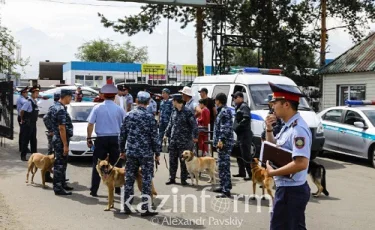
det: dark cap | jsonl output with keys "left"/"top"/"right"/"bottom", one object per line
{"left": 231, "top": 91, "right": 244, "bottom": 98}
{"left": 20, "top": 86, "right": 28, "bottom": 93}
{"left": 268, "top": 82, "right": 305, "bottom": 102}
{"left": 28, "top": 85, "right": 40, "bottom": 93}
{"left": 123, "top": 85, "right": 130, "bottom": 90}
{"left": 171, "top": 93, "right": 183, "bottom": 101}
{"left": 117, "top": 85, "right": 125, "bottom": 91}
{"left": 162, "top": 88, "right": 170, "bottom": 94}
{"left": 61, "top": 89, "right": 73, "bottom": 97}
{"left": 198, "top": 88, "right": 208, "bottom": 94}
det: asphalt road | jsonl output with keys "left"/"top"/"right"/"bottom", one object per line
{"left": 0, "top": 113, "right": 374, "bottom": 230}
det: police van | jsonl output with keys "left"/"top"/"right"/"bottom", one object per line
{"left": 191, "top": 67, "right": 325, "bottom": 160}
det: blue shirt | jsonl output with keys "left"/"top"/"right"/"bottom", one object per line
{"left": 147, "top": 98, "right": 157, "bottom": 114}
{"left": 16, "top": 96, "right": 28, "bottom": 115}
{"left": 87, "top": 100, "right": 126, "bottom": 137}
{"left": 159, "top": 99, "right": 173, "bottom": 126}
{"left": 274, "top": 112, "right": 312, "bottom": 187}
{"left": 21, "top": 98, "right": 38, "bottom": 113}
{"left": 125, "top": 93, "right": 134, "bottom": 109}
{"left": 186, "top": 98, "right": 198, "bottom": 114}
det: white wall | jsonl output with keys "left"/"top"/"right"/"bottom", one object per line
{"left": 322, "top": 72, "right": 375, "bottom": 109}
{"left": 63, "top": 70, "right": 72, "bottom": 85}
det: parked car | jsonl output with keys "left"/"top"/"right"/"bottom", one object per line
{"left": 67, "top": 102, "right": 98, "bottom": 157}
{"left": 317, "top": 100, "right": 375, "bottom": 167}
{"left": 37, "top": 86, "right": 99, "bottom": 115}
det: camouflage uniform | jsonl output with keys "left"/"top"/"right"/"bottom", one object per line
{"left": 158, "top": 98, "right": 173, "bottom": 146}
{"left": 119, "top": 92, "right": 160, "bottom": 213}
{"left": 164, "top": 104, "right": 198, "bottom": 183}
{"left": 50, "top": 101, "right": 73, "bottom": 193}
{"left": 43, "top": 94, "right": 60, "bottom": 155}
{"left": 213, "top": 105, "right": 234, "bottom": 194}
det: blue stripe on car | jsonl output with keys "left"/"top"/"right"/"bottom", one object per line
{"left": 323, "top": 124, "right": 375, "bottom": 140}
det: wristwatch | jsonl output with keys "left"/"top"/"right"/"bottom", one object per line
{"left": 266, "top": 128, "right": 273, "bottom": 132}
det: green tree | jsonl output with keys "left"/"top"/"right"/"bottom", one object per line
{"left": 0, "top": 26, "right": 29, "bottom": 78}
{"left": 75, "top": 39, "right": 148, "bottom": 63}
{"left": 97, "top": 0, "right": 375, "bottom": 75}
{"left": 227, "top": 48, "right": 259, "bottom": 67}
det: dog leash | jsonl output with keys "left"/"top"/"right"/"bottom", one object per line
{"left": 163, "top": 139, "right": 169, "bottom": 170}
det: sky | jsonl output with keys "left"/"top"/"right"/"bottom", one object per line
{"left": 1, "top": 0, "right": 375, "bottom": 79}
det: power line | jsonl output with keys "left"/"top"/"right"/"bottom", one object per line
{"left": 30, "top": 0, "right": 141, "bottom": 8}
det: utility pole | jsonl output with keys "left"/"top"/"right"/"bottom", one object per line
{"left": 320, "top": 0, "right": 327, "bottom": 67}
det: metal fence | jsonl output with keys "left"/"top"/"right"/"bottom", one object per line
{"left": 0, "top": 81, "right": 14, "bottom": 141}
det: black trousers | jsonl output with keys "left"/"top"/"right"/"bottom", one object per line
{"left": 20, "top": 122, "right": 37, "bottom": 157}
{"left": 270, "top": 182, "right": 311, "bottom": 230}
{"left": 90, "top": 136, "right": 122, "bottom": 194}
{"left": 236, "top": 131, "right": 253, "bottom": 177}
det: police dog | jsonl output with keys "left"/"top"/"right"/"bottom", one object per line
{"left": 25, "top": 153, "right": 55, "bottom": 188}
{"left": 250, "top": 158, "right": 274, "bottom": 201}
{"left": 308, "top": 160, "right": 329, "bottom": 197}
{"left": 96, "top": 155, "right": 158, "bottom": 211}
{"left": 181, "top": 150, "right": 217, "bottom": 186}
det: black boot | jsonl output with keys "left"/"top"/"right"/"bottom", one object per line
{"left": 45, "top": 172, "right": 53, "bottom": 183}
{"left": 216, "top": 192, "right": 231, "bottom": 198}
{"left": 63, "top": 185, "right": 74, "bottom": 191}
{"left": 55, "top": 189, "right": 72, "bottom": 196}
{"left": 181, "top": 180, "right": 188, "bottom": 186}
{"left": 165, "top": 179, "right": 176, "bottom": 185}
{"left": 21, "top": 155, "right": 27, "bottom": 161}
{"left": 141, "top": 210, "right": 158, "bottom": 217}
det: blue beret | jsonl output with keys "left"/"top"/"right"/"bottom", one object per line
{"left": 162, "top": 88, "right": 170, "bottom": 94}
{"left": 172, "top": 93, "right": 183, "bottom": 101}
{"left": 137, "top": 91, "right": 151, "bottom": 103}
{"left": 61, "top": 89, "right": 72, "bottom": 97}
{"left": 101, "top": 84, "right": 118, "bottom": 94}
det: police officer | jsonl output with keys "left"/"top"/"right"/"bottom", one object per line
{"left": 232, "top": 91, "right": 253, "bottom": 180}
{"left": 146, "top": 91, "right": 157, "bottom": 116}
{"left": 158, "top": 88, "right": 173, "bottom": 147}
{"left": 19, "top": 85, "right": 40, "bottom": 161}
{"left": 212, "top": 93, "right": 234, "bottom": 198}
{"left": 50, "top": 89, "right": 74, "bottom": 195}
{"left": 260, "top": 94, "right": 284, "bottom": 141}
{"left": 87, "top": 81, "right": 126, "bottom": 197}
{"left": 123, "top": 85, "right": 133, "bottom": 112}
{"left": 16, "top": 86, "right": 29, "bottom": 152}
{"left": 265, "top": 82, "right": 312, "bottom": 229}
{"left": 42, "top": 92, "right": 61, "bottom": 182}
{"left": 163, "top": 94, "right": 198, "bottom": 185}
{"left": 119, "top": 91, "right": 160, "bottom": 216}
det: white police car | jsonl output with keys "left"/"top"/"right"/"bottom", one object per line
{"left": 67, "top": 102, "right": 98, "bottom": 157}
{"left": 317, "top": 100, "right": 375, "bottom": 167}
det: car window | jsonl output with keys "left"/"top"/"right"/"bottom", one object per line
{"left": 363, "top": 110, "right": 375, "bottom": 126}
{"left": 69, "top": 105, "right": 95, "bottom": 122}
{"left": 212, "top": 85, "right": 230, "bottom": 99}
{"left": 343, "top": 110, "right": 364, "bottom": 126}
{"left": 322, "top": 109, "right": 342, "bottom": 123}
{"left": 82, "top": 90, "right": 97, "bottom": 97}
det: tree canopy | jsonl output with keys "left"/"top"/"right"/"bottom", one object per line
{"left": 75, "top": 39, "right": 148, "bottom": 63}
{"left": 0, "top": 26, "right": 29, "bottom": 78}
{"left": 97, "top": 0, "right": 375, "bottom": 79}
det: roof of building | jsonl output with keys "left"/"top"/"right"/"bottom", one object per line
{"left": 317, "top": 32, "right": 375, "bottom": 75}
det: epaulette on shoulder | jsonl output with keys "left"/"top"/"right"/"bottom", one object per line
{"left": 291, "top": 119, "right": 298, "bottom": 127}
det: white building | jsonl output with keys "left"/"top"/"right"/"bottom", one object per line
{"left": 317, "top": 32, "right": 375, "bottom": 110}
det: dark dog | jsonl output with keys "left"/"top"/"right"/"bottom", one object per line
{"left": 308, "top": 160, "right": 329, "bottom": 197}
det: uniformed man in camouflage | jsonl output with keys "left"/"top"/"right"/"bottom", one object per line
{"left": 212, "top": 93, "right": 234, "bottom": 198}
{"left": 163, "top": 94, "right": 198, "bottom": 186}
{"left": 158, "top": 88, "right": 173, "bottom": 147}
{"left": 119, "top": 91, "right": 160, "bottom": 216}
{"left": 42, "top": 92, "right": 60, "bottom": 183}
{"left": 50, "top": 89, "right": 74, "bottom": 195}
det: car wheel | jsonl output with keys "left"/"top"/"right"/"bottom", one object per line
{"left": 368, "top": 145, "right": 375, "bottom": 168}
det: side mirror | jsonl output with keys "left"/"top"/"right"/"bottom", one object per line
{"left": 354, "top": 121, "right": 368, "bottom": 129}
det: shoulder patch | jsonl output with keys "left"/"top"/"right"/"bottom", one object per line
{"left": 294, "top": 137, "right": 305, "bottom": 149}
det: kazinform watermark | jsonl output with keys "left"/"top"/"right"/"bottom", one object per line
{"left": 120, "top": 186, "right": 273, "bottom": 215}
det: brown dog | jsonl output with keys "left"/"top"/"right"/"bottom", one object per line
{"left": 250, "top": 158, "right": 274, "bottom": 201}
{"left": 25, "top": 153, "right": 55, "bottom": 188}
{"left": 96, "top": 155, "right": 158, "bottom": 211}
{"left": 181, "top": 150, "right": 217, "bottom": 186}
